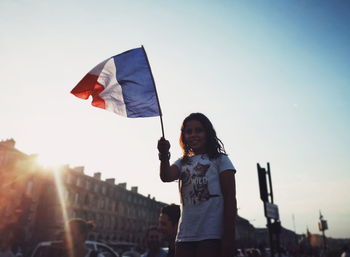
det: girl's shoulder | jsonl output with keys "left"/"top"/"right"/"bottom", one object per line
{"left": 214, "top": 153, "right": 236, "bottom": 173}
{"left": 214, "top": 153, "right": 230, "bottom": 162}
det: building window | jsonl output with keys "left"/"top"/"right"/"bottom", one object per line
{"left": 74, "top": 193, "right": 80, "bottom": 204}
{"left": 84, "top": 194, "right": 89, "bottom": 205}
{"left": 109, "top": 188, "right": 114, "bottom": 198}
{"left": 64, "top": 189, "right": 69, "bottom": 201}
{"left": 76, "top": 177, "right": 82, "bottom": 187}
{"left": 66, "top": 174, "right": 74, "bottom": 184}
{"left": 100, "top": 215, "right": 104, "bottom": 228}
{"left": 119, "top": 204, "right": 124, "bottom": 215}
{"left": 105, "top": 216, "right": 110, "bottom": 228}
{"left": 86, "top": 180, "right": 91, "bottom": 190}
{"left": 94, "top": 183, "right": 99, "bottom": 193}
{"left": 25, "top": 180, "right": 33, "bottom": 196}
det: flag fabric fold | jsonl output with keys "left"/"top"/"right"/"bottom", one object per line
{"left": 71, "top": 47, "right": 160, "bottom": 118}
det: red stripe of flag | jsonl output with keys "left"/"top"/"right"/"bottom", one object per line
{"left": 71, "top": 74, "right": 106, "bottom": 109}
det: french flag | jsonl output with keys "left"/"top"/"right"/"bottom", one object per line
{"left": 71, "top": 47, "right": 161, "bottom": 118}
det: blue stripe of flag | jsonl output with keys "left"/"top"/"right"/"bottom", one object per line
{"left": 114, "top": 47, "right": 160, "bottom": 118}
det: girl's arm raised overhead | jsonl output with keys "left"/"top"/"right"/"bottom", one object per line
{"left": 220, "top": 169, "right": 237, "bottom": 257}
{"left": 157, "top": 137, "right": 180, "bottom": 182}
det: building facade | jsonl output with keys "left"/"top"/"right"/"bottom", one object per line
{"left": 34, "top": 166, "right": 165, "bottom": 246}
{"left": 0, "top": 139, "right": 165, "bottom": 251}
{"left": 0, "top": 139, "right": 46, "bottom": 247}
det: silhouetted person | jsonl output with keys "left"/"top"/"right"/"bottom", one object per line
{"left": 141, "top": 226, "right": 167, "bottom": 257}
{"left": 158, "top": 204, "right": 180, "bottom": 257}
{"left": 65, "top": 218, "right": 103, "bottom": 257}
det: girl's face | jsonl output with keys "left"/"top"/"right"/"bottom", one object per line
{"left": 183, "top": 119, "right": 207, "bottom": 154}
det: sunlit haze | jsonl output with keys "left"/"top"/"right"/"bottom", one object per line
{"left": 1, "top": 0, "right": 349, "bottom": 238}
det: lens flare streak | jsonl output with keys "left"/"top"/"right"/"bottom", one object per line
{"left": 52, "top": 167, "right": 74, "bottom": 257}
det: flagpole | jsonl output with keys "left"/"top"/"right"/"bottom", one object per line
{"left": 141, "top": 45, "right": 165, "bottom": 138}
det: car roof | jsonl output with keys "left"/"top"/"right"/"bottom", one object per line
{"left": 32, "top": 240, "right": 119, "bottom": 257}
{"left": 35, "top": 240, "right": 115, "bottom": 250}
{"left": 37, "top": 240, "right": 104, "bottom": 245}
{"left": 36, "top": 241, "right": 62, "bottom": 246}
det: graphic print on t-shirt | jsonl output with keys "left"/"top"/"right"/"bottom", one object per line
{"left": 190, "top": 162, "right": 210, "bottom": 204}
{"left": 180, "top": 159, "right": 212, "bottom": 205}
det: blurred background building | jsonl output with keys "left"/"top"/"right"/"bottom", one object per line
{"left": 1, "top": 138, "right": 348, "bottom": 256}
{"left": 0, "top": 139, "right": 164, "bottom": 252}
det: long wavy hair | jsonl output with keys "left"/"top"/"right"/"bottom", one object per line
{"left": 179, "top": 113, "right": 226, "bottom": 163}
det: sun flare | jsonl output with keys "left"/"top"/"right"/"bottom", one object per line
{"left": 37, "top": 152, "right": 65, "bottom": 169}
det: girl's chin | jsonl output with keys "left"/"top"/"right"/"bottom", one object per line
{"left": 191, "top": 148, "right": 206, "bottom": 155}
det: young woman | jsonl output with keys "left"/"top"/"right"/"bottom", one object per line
{"left": 157, "top": 113, "right": 237, "bottom": 257}
{"left": 65, "top": 219, "right": 103, "bottom": 257}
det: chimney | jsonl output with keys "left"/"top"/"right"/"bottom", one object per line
{"left": 74, "top": 166, "right": 85, "bottom": 173}
{"left": 93, "top": 172, "right": 101, "bottom": 180}
{"left": 131, "top": 186, "right": 138, "bottom": 193}
{"left": 106, "top": 178, "right": 115, "bottom": 185}
{"left": 0, "top": 139, "right": 16, "bottom": 148}
{"left": 61, "top": 164, "right": 69, "bottom": 170}
{"left": 118, "top": 182, "right": 127, "bottom": 189}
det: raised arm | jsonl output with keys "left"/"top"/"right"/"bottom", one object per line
{"left": 157, "top": 137, "right": 180, "bottom": 182}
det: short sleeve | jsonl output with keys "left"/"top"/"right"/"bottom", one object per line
{"left": 173, "top": 158, "right": 182, "bottom": 170}
{"left": 217, "top": 154, "right": 236, "bottom": 174}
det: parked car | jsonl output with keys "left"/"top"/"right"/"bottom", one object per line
{"left": 235, "top": 248, "right": 246, "bottom": 257}
{"left": 31, "top": 240, "right": 119, "bottom": 257}
{"left": 120, "top": 247, "right": 141, "bottom": 257}
{"left": 106, "top": 242, "right": 138, "bottom": 256}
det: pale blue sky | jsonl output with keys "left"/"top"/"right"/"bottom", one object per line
{"left": 1, "top": 0, "right": 349, "bottom": 238}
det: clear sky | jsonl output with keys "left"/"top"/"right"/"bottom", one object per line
{"left": 1, "top": 0, "right": 349, "bottom": 238}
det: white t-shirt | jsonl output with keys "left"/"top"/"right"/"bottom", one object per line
{"left": 174, "top": 154, "right": 235, "bottom": 242}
